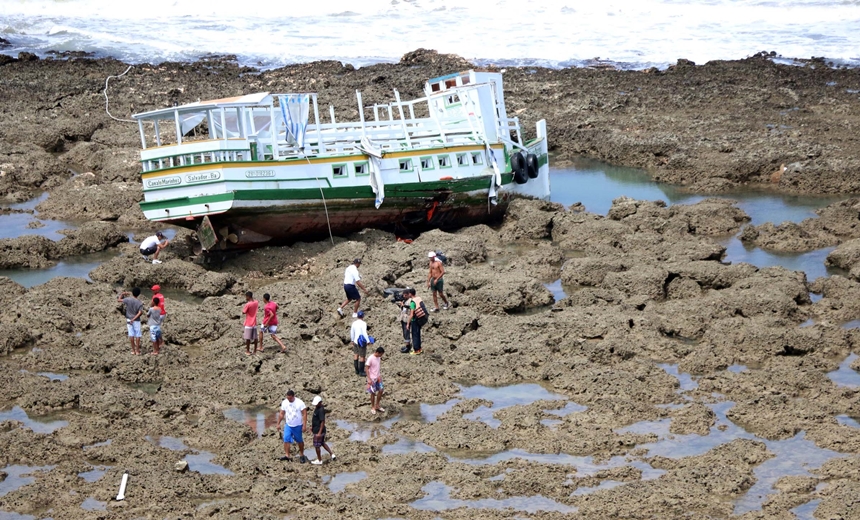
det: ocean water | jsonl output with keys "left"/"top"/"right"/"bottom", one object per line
{"left": 1, "top": 0, "right": 859, "bottom": 69}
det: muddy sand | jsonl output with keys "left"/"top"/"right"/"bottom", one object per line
{"left": 2, "top": 50, "right": 860, "bottom": 518}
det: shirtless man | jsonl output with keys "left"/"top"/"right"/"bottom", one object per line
{"left": 426, "top": 252, "right": 449, "bottom": 312}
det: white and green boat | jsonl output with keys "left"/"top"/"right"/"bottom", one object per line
{"left": 132, "top": 69, "right": 549, "bottom": 252}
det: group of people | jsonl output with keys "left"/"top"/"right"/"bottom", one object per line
{"left": 241, "top": 292, "right": 288, "bottom": 355}
{"left": 118, "top": 284, "right": 166, "bottom": 355}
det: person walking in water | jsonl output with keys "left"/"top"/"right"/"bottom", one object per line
{"left": 139, "top": 231, "right": 169, "bottom": 264}
{"left": 350, "top": 311, "right": 370, "bottom": 377}
{"left": 309, "top": 395, "right": 335, "bottom": 464}
{"left": 242, "top": 291, "right": 260, "bottom": 356}
{"left": 260, "top": 293, "right": 287, "bottom": 353}
{"left": 118, "top": 288, "right": 143, "bottom": 355}
{"left": 337, "top": 258, "right": 369, "bottom": 318}
{"left": 426, "top": 252, "right": 449, "bottom": 312}
{"left": 365, "top": 347, "right": 385, "bottom": 414}
{"left": 148, "top": 297, "right": 165, "bottom": 355}
{"left": 277, "top": 390, "right": 308, "bottom": 463}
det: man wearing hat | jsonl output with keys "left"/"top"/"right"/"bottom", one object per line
{"left": 140, "top": 231, "right": 170, "bottom": 264}
{"left": 310, "top": 395, "right": 335, "bottom": 465}
{"left": 349, "top": 311, "right": 370, "bottom": 377}
{"left": 426, "top": 252, "right": 449, "bottom": 312}
{"left": 337, "top": 258, "right": 369, "bottom": 318}
{"left": 150, "top": 285, "right": 166, "bottom": 318}
{"left": 277, "top": 390, "right": 308, "bottom": 463}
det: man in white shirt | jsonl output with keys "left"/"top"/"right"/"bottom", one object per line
{"left": 350, "top": 311, "right": 370, "bottom": 377}
{"left": 139, "top": 231, "right": 169, "bottom": 264}
{"left": 277, "top": 390, "right": 308, "bottom": 463}
{"left": 337, "top": 258, "right": 369, "bottom": 318}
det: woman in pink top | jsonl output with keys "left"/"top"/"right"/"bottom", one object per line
{"left": 365, "top": 347, "right": 385, "bottom": 414}
{"left": 260, "top": 293, "right": 287, "bottom": 353}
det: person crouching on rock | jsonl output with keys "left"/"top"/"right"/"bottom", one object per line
{"left": 366, "top": 347, "right": 385, "bottom": 415}
{"left": 118, "top": 287, "right": 144, "bottom": 355}
{"left": 139, "top": 231, "right": 169, "bottom": 264}
{"left": 277, "top": 390, "right": 308, "bottom": 463}
{"left": 260, "top": 293, "right": 287, "bottom": 353}
{"left": 350, "top": 311, "right": 370, "bottom": 377}
{"left": 337, "top": 258, "right": 369, "bottom": 318}
{"left": 242, "top": 291, "right": 260, "bottom": 356}
{"left": 148, "top": 297, "right": 164, "bottom": 355}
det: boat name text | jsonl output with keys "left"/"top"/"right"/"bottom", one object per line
{"left": 146, "top": 176, "right": 181, "bottom": 188}
{"left": 185, "top": 171, "right": 221, "bottom": 183}
{"left": 245, "top": 169, "right": 275, "bottom": 178}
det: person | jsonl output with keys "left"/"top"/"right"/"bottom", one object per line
{"left": 147, "top": 297, "right": 165, "bottom": 355}
{"left": 310, "top": 395, "right": 335, "bottom": 465}
{"left": 260, "top": 293, "right": 287, "bottom": 353}
{"left": 140, "top": 231, "right": 169, "bottom": 264}
{"left": 426, "top": 252, "right": 449, "bottom": 312}
{"left": 350, "top": 311, "right": 370, "bottom": 377}
{"left": 337, "top": 258, "right": 369, "bottom": 318}
{"left": 398, "top": 296, "right": 412, "bottom": 354}
{"left": 242, "top": 291, "right": 260, "bottom": 356}
{"left": 277, "top": 390, "right": 308, "bottom": 463}
{"left": 405, "top": 288, "right": 427, "bottom": 355}
{"left": 118, "top": 288, "right": 143, "bottom": 355}
{"left": 151, "top": 284, "right": 166, "bottom": 318}
{"left": 365, "top": 347, "right": 385, "bottom": 414}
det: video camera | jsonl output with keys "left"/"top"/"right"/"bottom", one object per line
{"left": 383, "top": 287, "right": 410, "bottom": 304}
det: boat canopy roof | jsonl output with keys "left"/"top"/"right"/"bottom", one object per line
{"left": 132, "top": 92, "right": 276, "bottom": 121}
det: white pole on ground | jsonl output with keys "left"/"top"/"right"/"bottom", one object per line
{"left": 116, "top": 471, "right": 129, "bottom": 501}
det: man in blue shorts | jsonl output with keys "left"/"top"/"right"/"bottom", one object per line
{"left": 118, "top": 287, "right": 143, "bottom": 355}
{"left": 337, "top": 258, "right": 369, "bottom": 318}
{"left": 277, "top": 390, "right": 308, "bottom": 463}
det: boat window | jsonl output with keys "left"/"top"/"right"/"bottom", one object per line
{"left": 445, "top": 79, "right": 457, "bottom": 88}
{"left": 431, "top": 83, "right": 441, "bottom": 92}
{"left": 456, "top": 153, "right": 468, "bottom": 166}
{"left": 420, "top": 156, "right": 434, "bottom": 170}
{"left": 399, "top": 159, "right": 413, "bottom": 172}
{"left": 445, "top": 94, "right": 460, "bottom": 106}
{"left": 461, "top": 76, "right": 470, "bottom": 85}
{"left": 354, "top": 162, "right": 369, "bottom": 176}
{"left": 332, "top": 164, "right": 347, "bottom": 177}
{"left": 471, "top": 152, "right": 483, "bottom": 165}
{"left": 438, "top": 155, "right": 451, "bottom": 168}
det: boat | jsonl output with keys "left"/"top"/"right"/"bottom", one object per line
{"left": 132, "top": 69, "right": 550, "bottom": 253}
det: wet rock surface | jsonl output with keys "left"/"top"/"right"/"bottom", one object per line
{"left": 0, "top": 199, "right": 858, "bottom": 518}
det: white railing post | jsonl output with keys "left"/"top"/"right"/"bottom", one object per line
{"left": 269, "top": 103, "right": 278, "bottom": 160}
{"left": 393, "top": 89, "right": 412, "bottom": 148}
{"left": 356, "top": 90, "right": 367, "bottom": 139}
{"left": 138, "top": 120, "right": 146, "bottom": 149}
{"left": 312, "top": 94, "right": 322, "bottom": 156}
{"left": 174, "top": 109, "right": 182, "bottom": 145}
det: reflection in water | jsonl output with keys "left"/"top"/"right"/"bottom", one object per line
{"left": 0, "top": 465, "right": 56, "bottom": 497}
{"left": 828, "top": 353, "right": 860, "bottom": 388}
{"left": 719, "top": 239, "right": 837, "bottom": 282}
{"left": 151, "top": 436, "right": 234, "bottom": 475}
{"left": 0, "top": 250, "right": 118, "bottom": 288}
{"left": 0, "top": 193, "right": 77, "bottom": 241}
{"left": 658, "top": 364, "right": 698, "bottom": 392}
{"left": 0, "top": 406, "right": 68, "bottom": 434}
{"left": 412, "top": 481, "right": 577, "bottom": 513}
{"left": 791, "top": 499, "right": 821, "bottom": 520}
{"left": 543, "top": 279, "right": 568, "bottom": 302}
{"left": 327, "top": 471, "right": 367, "bottom": 493}
{"left": 334, "top": 417, "right": 398, "bottom": 442}
{"left": 222, "top": 406, "right": 280, "bottom": 438}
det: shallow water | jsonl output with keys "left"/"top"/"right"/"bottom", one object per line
{"left": 77, "top": 466, "right": 111, "bottom": 483}
{"left": 0, "top": 512, "right": 36, "bottom": 520}
{"left": 151, "top": 435, "right": 234, "bottom": 475}
{"left": 36, "top": 372, "right": 68, "bottom": 381}
{"left": 791, "top": 499, "right": 821, "bottom": 520}
{"left": 334, "top": 417, "right": 398, "bottom": 442}
{"left": 126, "top": 382, "right": 161, "bottom": 395}
{"left": 411, "top": 480, "right": 577, "bottom": 514}
{"left": 0, "top": 465, "right": 55, "bottom": 498}
{"left": 222, "top": 406, "right": 279, "bottom": 438}
{"left": 550, "top": 160, "right": 848, "bottom": 280}
{"left": 836, "top": 415, "right": 860, "bottom": 429}
{"left": 80, "top": 497, "right": 106, "bottom": 511}
{"left": 827, "top": 353, "right": 860, "bottom": 388}
{"left": 0, "top": 250, "right": 118, "bottom": 288}
{"left": 0, "top": 406, "right": 68, "bottom": 434}
{"left": 658, "top": 363, "right": 698, "bottom": 393}
{"left": 0, "top": 193, "right": 77, "bottom": 241}
{"left": 416, "top": 383, "right": 568, "bottom": 427}
{"left": 571, "top": 479, "right": 625, "bottom": 496}
{"left": 327, "top": 471, "right": 367, "bottom": 493}
{"left": 727, "top": 364, "right": 748, "bottom": 374}
{"left": 542, "top": 279, "right": 568, "bottom": 302}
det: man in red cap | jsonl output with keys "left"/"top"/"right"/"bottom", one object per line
{"left": 151, "top": 285, "right": 166, "bottom": 317}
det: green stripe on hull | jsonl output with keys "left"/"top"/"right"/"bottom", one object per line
{"left": 140, "top": 174, "right": 513, "bottom": 213}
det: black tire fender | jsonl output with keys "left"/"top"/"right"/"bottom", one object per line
{"left": 511, "top": 152, "right": 528, "bottom": 184}
{"left": 526, "top": 153, "right": 539, "bottom": 178}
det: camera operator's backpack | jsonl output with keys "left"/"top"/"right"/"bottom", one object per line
{"left": 434, "top": 251, "right": 449, "bottom": 265}
{"left": 413, "top": 300, "right": 429, "bottom": 326}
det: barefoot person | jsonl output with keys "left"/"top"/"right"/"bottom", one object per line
{"left": 260, "top": 293, "right": 287, "bottom": 353}
{"left": 147, "top": 297, "right": 165, "bottom": 355}
{"left": 310, "top": 395, "right": 335, "bottom": 465}
{"left": 350, "top": 311, "right": 370, "bottom": 377}
{"left": 426, "top": 252, "right": 449, "bottom": 312}
{"left": 140, "top": 231, "right": 169, "bottom": 264}
{"left": 118, "top": 288, "right": 143, "bottom": 355}
{"left": 337, "top": 258, "right": 369, "bottom": 318}
{"left": 365, "top": 347, "right": 385, "bottom": 415}
{"left": 151, "top": 284, "right": 166, "bottom": 318}
{"left": 277, "top": 390, "right": 308, "bottom": 463}
{"left": 405, "top": 288, "right": 428, "bottom": 355}
{"left": 242, "top": 291, "right": 260, "bottom": 356}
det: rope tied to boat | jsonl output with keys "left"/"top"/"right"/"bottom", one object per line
{"left": 103, "top": 65, "right": 135, "bottom": 123}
